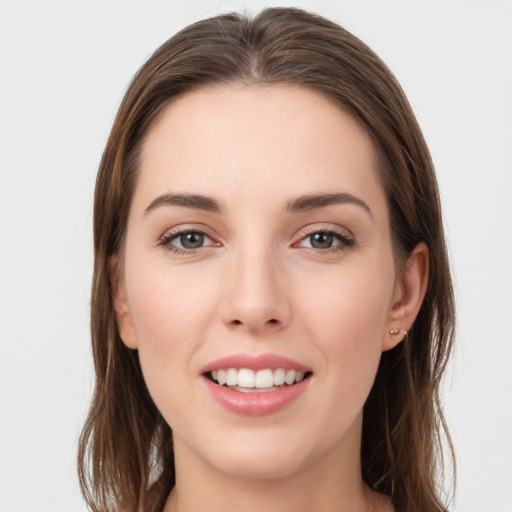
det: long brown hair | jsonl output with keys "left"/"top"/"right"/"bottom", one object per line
{"left": 78, "top": 8, "right": 455, "bottom": 512}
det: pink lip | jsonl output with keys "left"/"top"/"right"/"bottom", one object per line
{"left": 201, "top": 353, "right": 311, "bottom": 373}
{"left": 201, "top": 353, "right": 312, "bottom": 416}
{"left": 202, "top": 376, "right": 311, "bottom": 416}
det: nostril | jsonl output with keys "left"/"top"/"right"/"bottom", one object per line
{"left": 228, "top": 318, "right": 280, "bottom": 328}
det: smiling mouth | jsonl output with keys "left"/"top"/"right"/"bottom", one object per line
{"left": 206, "top": 368, "right": 313, "bottom": 393}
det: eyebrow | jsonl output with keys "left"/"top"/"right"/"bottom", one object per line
{"left": 286, "top": 193, "right": 373, "bottom": 217}
{"left": 144, "top": 193, "right": 223, "bottom": 215}
{"left": 144, "top": 191, "right": 372, "bottom": 217}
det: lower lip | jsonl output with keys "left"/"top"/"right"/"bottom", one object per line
{"left": 203, "top": 376, "right": 311, "bottom": 416}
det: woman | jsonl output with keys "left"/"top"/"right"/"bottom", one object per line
{"left": 78, "top": 7, "right": 455, "bottom": 512}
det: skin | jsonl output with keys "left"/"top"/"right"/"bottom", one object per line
{"left": 114, "top": 85, "right": 428, "bottom": 512}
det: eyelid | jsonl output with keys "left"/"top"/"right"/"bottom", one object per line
{"left": 293, "top": 223, "right": 354, "bottom": 241}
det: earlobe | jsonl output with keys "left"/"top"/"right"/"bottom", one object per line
{"left": 383, "top": 242, "right": 429, "bottom": 351}
{"left": 110, "top": 257, "right": 138, "bottom": 349}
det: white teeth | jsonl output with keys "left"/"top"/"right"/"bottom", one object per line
{"left": 210, "top": 367, "right": 308, "bottom": 389}
{"left": 273, "top": 368, "right": 285, "bottom": 385}
{"left": 284, "top": 370, "right": 296, "bottom": 385}
{"left": 238, "top": 368, "right": 255, "bottom": 388}
{"left": 226, "top": 368, "right": 238, "bottom": 386}
{"left": 255, "top": 369, "right": 274, "bottom": 388}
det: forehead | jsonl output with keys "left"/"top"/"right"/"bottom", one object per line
{"left": 136, "top": 84, "right": 386, "bottom": 215}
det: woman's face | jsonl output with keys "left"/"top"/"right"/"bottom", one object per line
{"left": 115, "top": 85, "right": 406, "bottom": 480}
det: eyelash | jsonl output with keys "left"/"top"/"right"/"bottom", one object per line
{"left": 158, "top": 227, "right": 355, "bottom": 255}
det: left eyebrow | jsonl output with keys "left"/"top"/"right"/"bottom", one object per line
{"left": 144, "top": 192, "right": 223, "bottom": 215}
{"left": 286, "top": 192, "right": 373, "bottom": 218}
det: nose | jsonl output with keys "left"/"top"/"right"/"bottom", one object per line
{"left": 220, "top": 247, "right": 291, "bottom": 335}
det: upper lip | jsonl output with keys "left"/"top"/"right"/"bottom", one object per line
{"left": 201, "top": 353, "right": 311, "bottom": 374}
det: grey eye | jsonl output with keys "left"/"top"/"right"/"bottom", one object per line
{"left": 178, "top": 232, "right": 205, "bottom": 249}
{"left": 309, "top": 232, "right": 334, "bottom": 249}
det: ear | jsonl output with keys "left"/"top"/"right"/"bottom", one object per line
{"left": 383, "top": 242, "right": 429, "bottom": 351}
{"left": 110, "top": 256, "right": 138, "bottom": 349}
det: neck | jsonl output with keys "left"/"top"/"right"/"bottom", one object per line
{"left": 166, "top": 471, "right": 379, "bottom": 512}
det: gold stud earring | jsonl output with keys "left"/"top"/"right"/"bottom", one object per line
{"left": 389, "top": 328, "right": 407, "bottom": 336}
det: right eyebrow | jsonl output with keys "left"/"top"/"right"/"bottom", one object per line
{"left": 144, "top": 193, "right": 223, "bottom": 215}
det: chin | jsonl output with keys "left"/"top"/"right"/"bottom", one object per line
{"left": 193, "top": 427, "right": 325, "bottom": 481}
{"left": 213, "top": 448, "right": 306, "bottom": 481}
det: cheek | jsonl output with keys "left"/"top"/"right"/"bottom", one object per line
{"left": 295, "top": 257, "right": 394, "bottom": 393}
{"left": 124, "top": 260, "right": 220, "bottom": 406}
{"left": 298, "top": 259, "right": 394, "bottom": 344}
{"left": 127, "top": 258, "right": 218, "bottom": 343}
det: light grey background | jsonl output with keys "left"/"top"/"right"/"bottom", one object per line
{"left": 1, "top": 1, "right": 511, "bottom": 511}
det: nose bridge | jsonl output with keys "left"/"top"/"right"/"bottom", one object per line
{"left": 221, "top": 238, "right": 290, "bottom": 332}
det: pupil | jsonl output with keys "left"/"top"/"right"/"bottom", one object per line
{"left": 181, "top": 232, "right": 204, "bottom": 249}
{"left": 310, "top": 232, "right": 333, "bottom": 249}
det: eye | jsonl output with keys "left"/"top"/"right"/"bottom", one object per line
{"left": 175, "top": 232, "right": 208, "bottom": 249}
{"left": 305, "top": 232, "right": 336, "bottom": 249}
{"left": 159, "top": 229, "right": 217, "bottom": 253}
{"left": 296, "top": 230, "right": 354, "bottom": 251}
